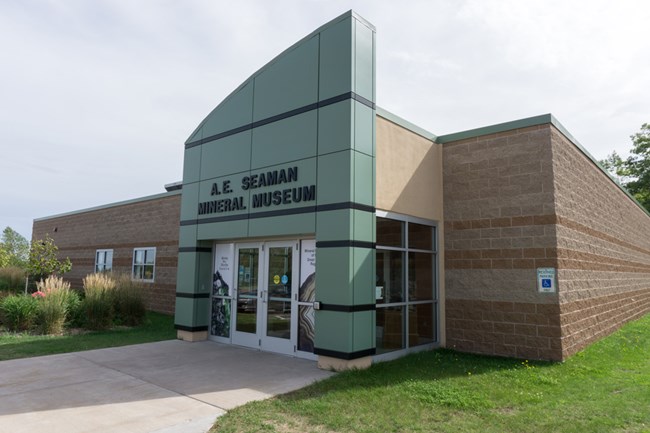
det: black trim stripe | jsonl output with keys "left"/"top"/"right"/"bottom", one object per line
{"left": 179, "top": 201, "right": 374, "bottom": 227}
{"left": 313, "top": 347, "right": 376, "bottom": 360}
{"left": 185, "top": 91, "right": 375, "bottom": 149}
{"left": 178, "top": 247, "right": 212, "bottom": 253}
{"left": 316, "top": 202, "right": 375, "bottom": 213}
{"left": 316, "top": 240, "right": 376, "bottom": 249}
{"left": 176, "top": 292, "right": 210, "bottom": 299}
{"left": 318, "top": 303, "right": 376, "bottom": 312}
{"left": 174, "top": 324, "right": 209, "bottom": 332}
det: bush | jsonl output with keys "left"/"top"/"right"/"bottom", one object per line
{"left": 83, "top": 273, "right": 116, "bottom": 330}
{"left": 1, "top": 294, "right": 38, "bottom": 331}
{"left": 0, "top": 266, "right": 26, "bottom": 292}
{"left": 65, "top": 290, "right": 84, "bottom": 328}
{"left": 114, "top": 273, "right": 146, "bottom": 326}
{"left": 34, "top": 276, "right": 74, "bottom": 334}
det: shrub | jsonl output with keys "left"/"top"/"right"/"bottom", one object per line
{"left": 114, "top": 273, "right": 146, "bottom": 326}
{"left": 0, "top": 266, "right": 26, "bottom": 292}
{"left": 1, "top": 294, "right": 38, "bottom": 331}
{"left": 83, "top": 273, "right": 116, "bottom": 330}
{"left": 34, "top": 276, "right": 74, "bottom": 334}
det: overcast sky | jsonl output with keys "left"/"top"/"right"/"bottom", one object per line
{"left": 2, "top": 0, "right": 649, "bottom": 241}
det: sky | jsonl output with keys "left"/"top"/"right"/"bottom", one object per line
{"left": 1, "top": 0, "right": 649, "bottom": 241}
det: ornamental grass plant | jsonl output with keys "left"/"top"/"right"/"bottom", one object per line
{"left": 114, "top": 273, "right": 146, "bottom": 326}
{"left": 0, "top": 294, "right": 38, "bottom": 331}
{"left": 83, "top": 273, "right": 116, "bottom": 330}
{"left": 34, "top": 276, "right": 75, "bottom": 334}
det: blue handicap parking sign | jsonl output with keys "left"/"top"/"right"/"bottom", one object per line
{"left": 541, "top": 278, "right": 552, "bottom": 288}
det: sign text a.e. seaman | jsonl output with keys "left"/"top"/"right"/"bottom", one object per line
{"left": 198, "top": 166, "right": 316, "bottom": 216}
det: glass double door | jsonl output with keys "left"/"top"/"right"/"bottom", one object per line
{"left": 232, "top": 241, "right": 297, "bottom": 355}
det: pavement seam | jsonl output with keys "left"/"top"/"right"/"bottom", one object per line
{"left": 74, "top": 353, "right": 230, "bottom": 412}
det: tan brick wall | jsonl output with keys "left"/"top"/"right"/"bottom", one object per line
{"left": 550, "top": 127, "right": 650, "bottom": 357}
{"left": 32, "top": 193, "right": 181, "bottom": 314}
{"left": 443, "top": 125, "right": 561, "bottom": 360}
{"left": 443, "top": 123, "right": 650, "bottom": 361}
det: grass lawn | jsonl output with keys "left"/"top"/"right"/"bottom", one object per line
{"left": 0, "top": 311, "right": 175, "bottom": 361}
{"left": 213, "top": 314, "right": 650, "bottom": 433}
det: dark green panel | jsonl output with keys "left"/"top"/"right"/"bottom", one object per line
{"left": 183, "top": 147, "right": 202, "bottom": 184}
{"left": 318, "top": 100, "right": 353, "bottom": 156}
{"left": 316, "top": 151, "right": 352, "bottom": 205}
{"left": 248, "top": 213, "right": 316, "bottom": 238}
{"left": 199, "top": 81, "right": 254, "bottom": 139}
{"left": 352, "top": 310, "right": 375, "bottom": 351}
{"left": 200, "top": 131, "right": 252, "bottom": 180}
{"left": 251, "top": 111, "right": 317, "bottom": 169}
{"left": 319, "top": 16, "right": 353, "bottom": 100}
{"left": 314, "top": 310, "right": 352, "bottom": 353}
{"left": 315, "top": 247, "right": 353, "bottom": 305}
{"left": 354, "top": 19, "right": 375, "bottom": 102}
{"left": 253, "top": 36, "right": 319, "bottom": 121}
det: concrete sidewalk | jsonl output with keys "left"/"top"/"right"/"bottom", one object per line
{"left": 0, "top": 340, "right": 333, "bottom": 433}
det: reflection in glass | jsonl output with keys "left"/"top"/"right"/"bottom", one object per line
{"left": 237, "top": 248, "right": 258, "bottom": 334}
{"left": 267, "top": 247, "right": 292, "bottom": 340}
{"left": 377, "top": 218, "right": 404, "bottom": 247}
{"left": 376, "top": 250, "right": 404, "bottom": 303}
{"left": 408, "top": 252, "right": 434, "bottom": 301}
{"left": 408, "top": 303, "right": 435, "bottom": 346}
{"left": 408, "top": 222, "right": 434, "bottom": 251}
{"left": 376, "top": 306, "right": 405, "bottom": 354}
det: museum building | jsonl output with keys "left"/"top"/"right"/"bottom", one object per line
{"left": 32, "top": 11, "right": 650, "bottom": 370}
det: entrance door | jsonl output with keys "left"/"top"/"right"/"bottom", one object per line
{"left": 260, "top": 241, "right": 296, "bottom": 354}
{"left": 232, "top": 243, "right": 262, "bottom": 348}
{"left": 231, "top": 241, "right": 298, "bottom": 355}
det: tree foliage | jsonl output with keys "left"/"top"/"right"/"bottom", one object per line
{"left": 601, "top": 123, "right": 650, "bottom": 211}
{"left": 0, "top": 227, "right": 29, "bottom": 268}
{"left": 27, "top": 234, "right": 72, "bottom": 281}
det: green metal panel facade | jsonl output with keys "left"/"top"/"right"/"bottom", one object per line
{"left": 175, "top": 11, "right": 377, "bottom": 360}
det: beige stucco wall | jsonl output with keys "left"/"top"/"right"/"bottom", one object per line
{"left": 376, "top": 115, "right": 443, "bottom": 222}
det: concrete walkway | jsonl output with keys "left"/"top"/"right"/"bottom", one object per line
{"left": 0, "top": 340, "right": 333, "bottom": 433}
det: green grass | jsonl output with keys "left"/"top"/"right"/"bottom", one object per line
{"left": 213, "top": 314, "right": 650, "bottom": 433}
{"left": 0, "top": 311, "right": 175, "bottom": 361}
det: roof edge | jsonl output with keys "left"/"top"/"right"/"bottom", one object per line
{"left": 376, "top": 107, "right": 437, "bottom": 141}
{"left": 33, "top": 190, "right": 182, "bottom": 222}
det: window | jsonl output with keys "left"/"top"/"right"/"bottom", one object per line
{"left": 95, "top": 249, "right": 113, "bottom": 273}
{"left": 132, "top": 247, "right": 156, "bottom": 282}
{"left": 375, "top": 214, "right": 437, "bottom": 355}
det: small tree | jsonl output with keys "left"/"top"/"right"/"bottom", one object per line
{"left": 601, "top": 123, "right": 650, "bottom": 212}
{"left": 0, "top": 227, "right": 30, "bottom": 268}
{"left": 27, "top": 234, "right": 72, "bottom": 282}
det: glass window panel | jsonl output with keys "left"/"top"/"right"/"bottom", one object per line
{"left": 376, "top": 306, "right": 405, "bottom": 354}
{"left": 236, "top": 248, "right": 258, "bottom": 334}
{"left": 133, "top": 264, "right": 142, "bottom": 280}
{"left": 375, "top": 250, "right": 404, "bottom": 304}
{"left": 408, "top": 303, "right": 435, "bottom": 347}
{"left": 376, "top": 218, "right": 404, "bottom": 248}
{"left": 408, "top": 252, "right": 434, "bottom": 301}
{"left": 105, "top": 251, "right": 113, "bottom": 270}
{"left": 145, "top": 249, "right": 155, "bottom": 264}
{"left": 408, "top": 222, "right": 433, "bottom": 251}
{"left": 96, "top": 251, "right": 105, "bottom": 265}
{"left": 135, "top": 250, "right": 144, "bottom": 265}
{"left": 266, "top": 300, "right": 291, "bottom": 339}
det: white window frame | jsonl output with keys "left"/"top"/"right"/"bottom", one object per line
{"left": 95, "top": 249, "right": 113, "bottom": 273}
{"left": 132, "top": 247, "right": 156, "bottom": 282}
